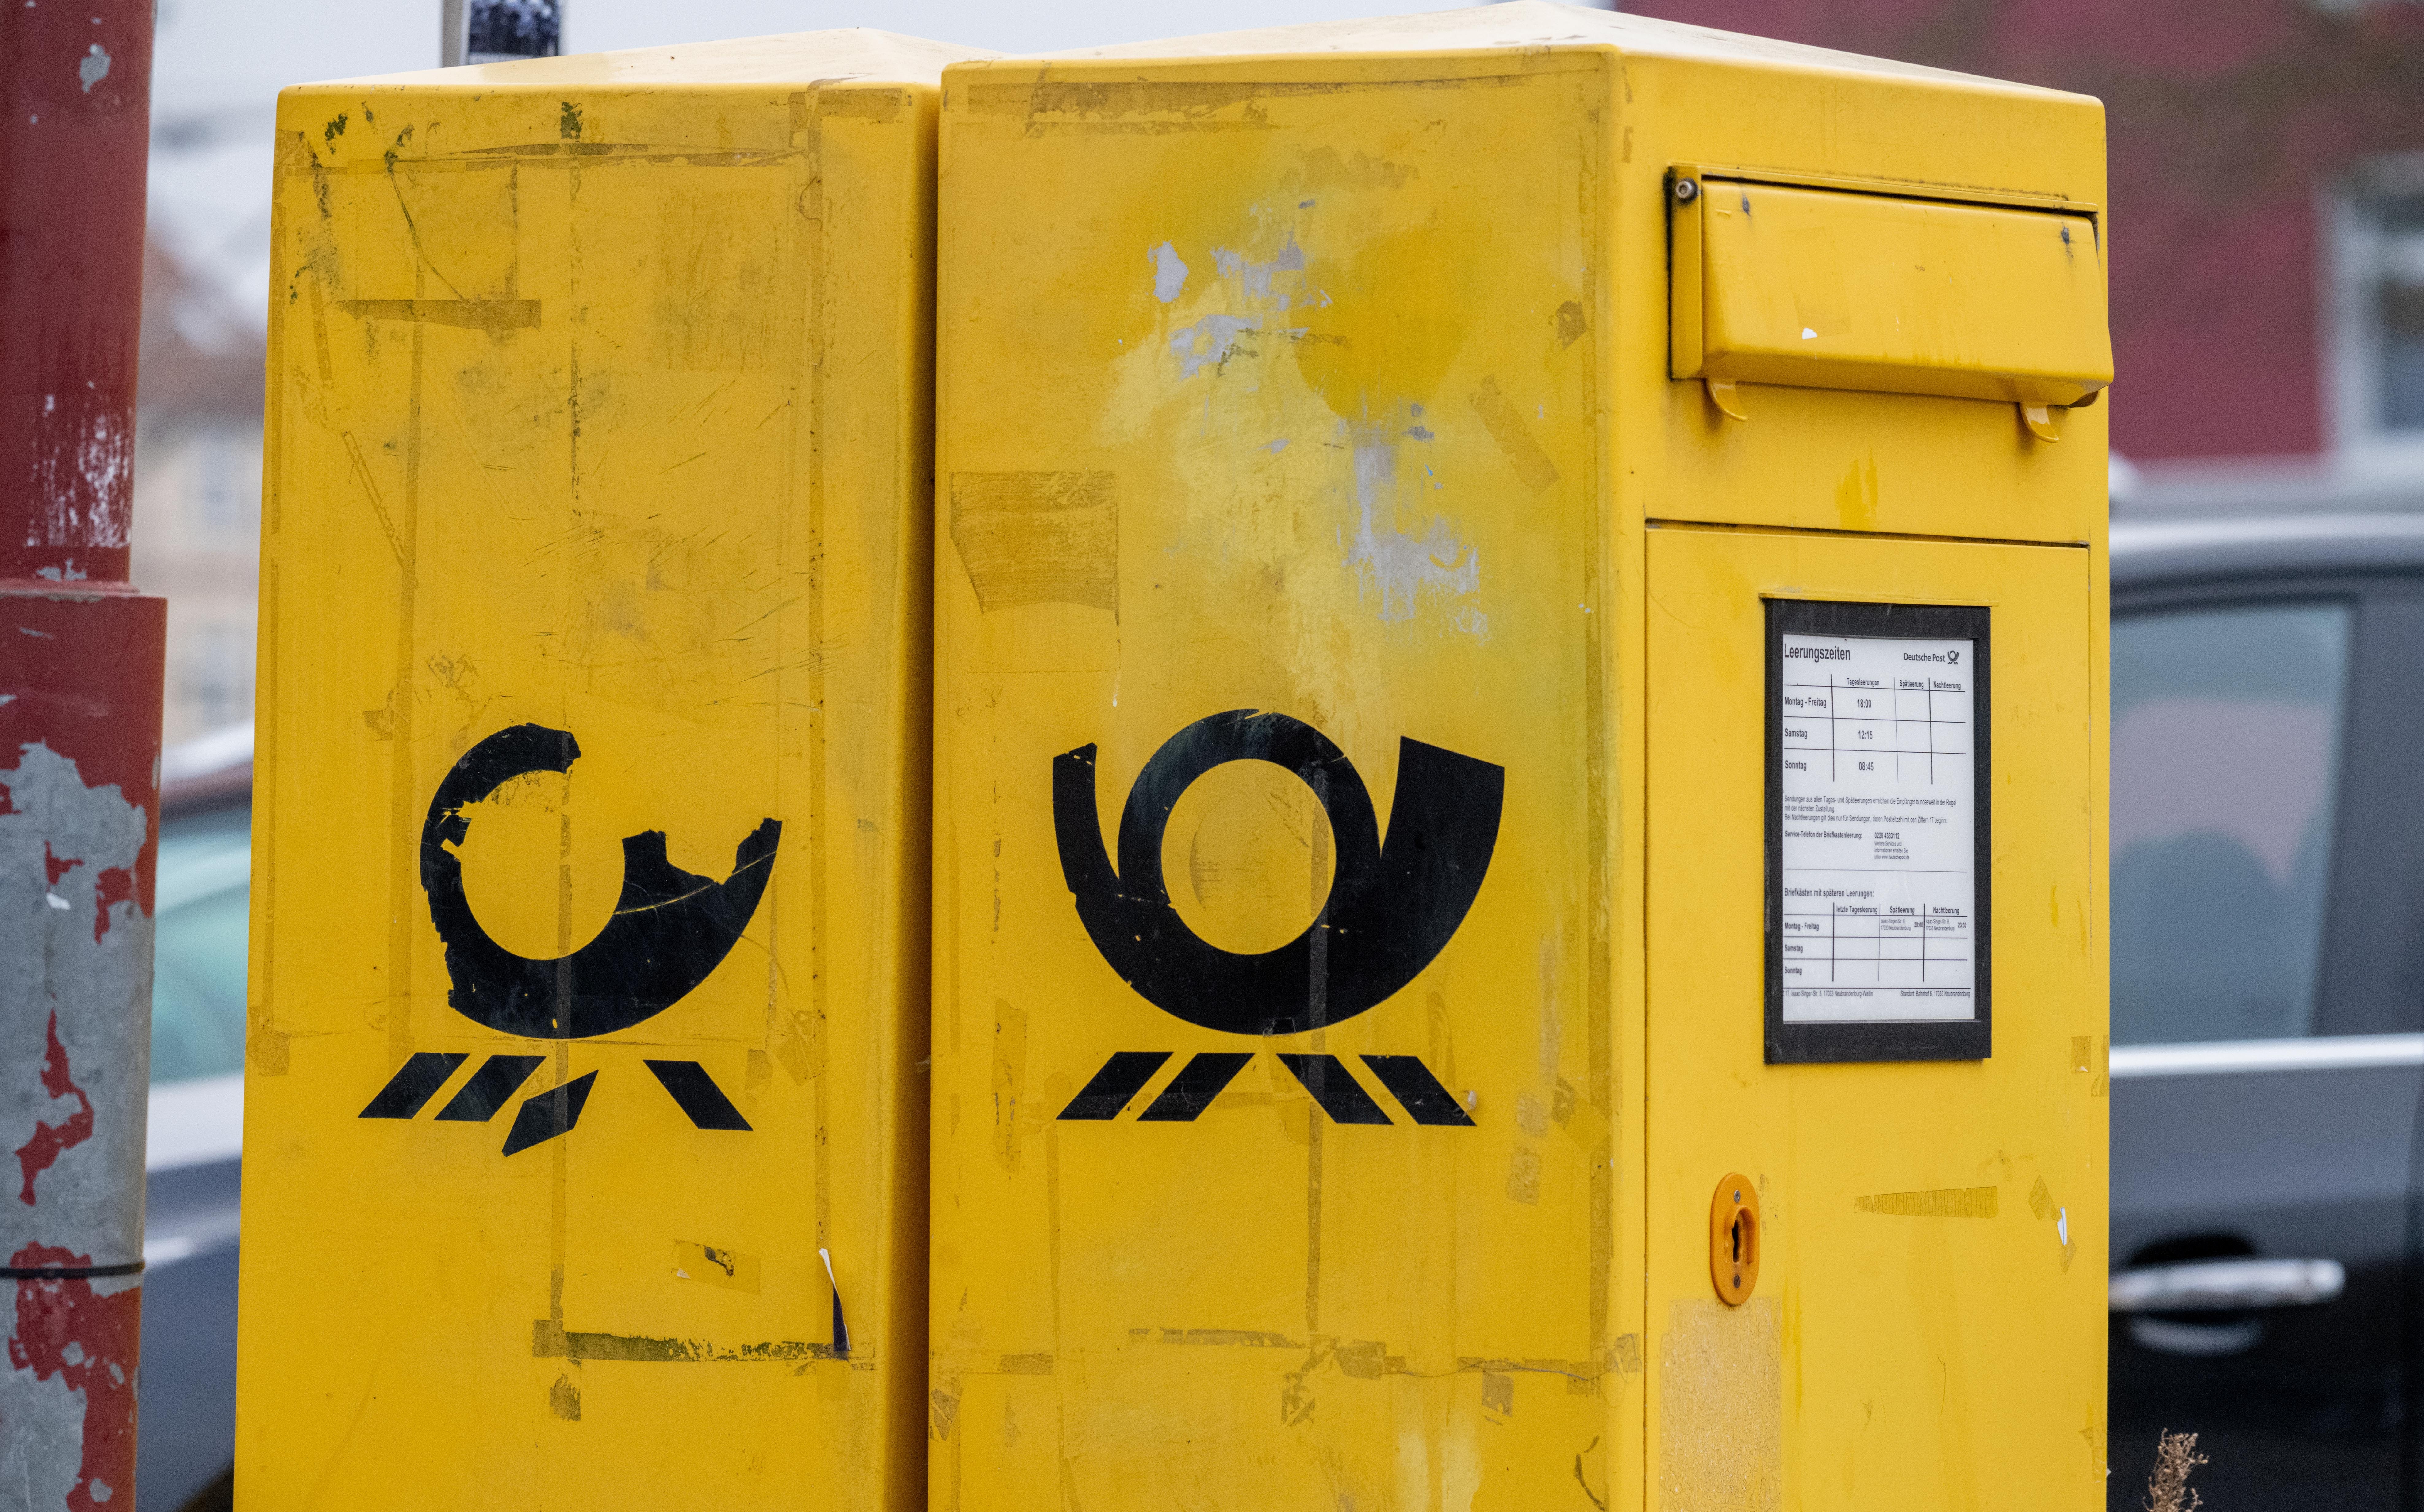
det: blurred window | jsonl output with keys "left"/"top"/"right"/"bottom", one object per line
{"left": 179, "top": 622, "right": 254, "bottom": 737}
{"left": 2371, "top": 194, "right": 2424, "bottom": 432}
{"left": 190, "top": 426, "right": 259, "bottom": 536}
{"left": 2112, "top": 603, "right": 2351, "bottom": 1045}
{"left": 2337, "top": 162, "right": 2424, "bottom": 452}
{"left": 151, "top": 804, "right": 250, "bottom": 1084}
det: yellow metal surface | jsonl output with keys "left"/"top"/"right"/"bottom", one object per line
{"left": 237, "top": 31, "right": 982, "bottom": 1508}
{"left": 934, "top": 5, "right": 2106, "bottom": 1510}
{"left": 1646, "top": 525, "right": 2106, "bottom": 1510}
{"left": 1674, "top": 179, "right": 2113, "bottom": 408}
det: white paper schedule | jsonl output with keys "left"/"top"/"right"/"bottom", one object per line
{"left": 1777, "top": 630, "right": 1977, "bottom": 1023}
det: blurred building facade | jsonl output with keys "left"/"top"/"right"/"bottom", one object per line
{"left": 1628, "top": 0, "right": 2424, "bottom": 514}
{"left": 123, "top": 0, "right": 2424, "bottom": 729}
{"left": 132, "top": 235, "right": 262, "bottom": 747}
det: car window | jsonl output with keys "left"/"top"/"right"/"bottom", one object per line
{"left": 152, "top": 804, "right": 250, "bottom": 1084}
{"left": 2112, "top": 603, "right": 2351, "bottom": 1045}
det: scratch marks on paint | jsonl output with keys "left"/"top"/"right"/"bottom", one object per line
{"left": 991, "top": 1000, "right": 1027, "bottom": 1173}
{"left": 26, "top": 393, "right": 131, "bottom": 551}
{"left": 1469, "top": 376, "right": 1559, "bottom": 495}
{"left": 1150, "top": 241, "right": 1189, "bottom": 303}
{"left": 1344, "top": 427, "right": 1483, "bottom": 632}
{"left": 1170, "top": 314, "right": 1259, "bottom": 380}
{"left": 339, "top": 299, "right": 540, "bottom": 331}
{"left": 529, "top": 1318, "right": 838, "bottom": 1364}
{"left": 949, "top": 471, "right": 1118, "bottom": 616}
{"left": 1148, "top": 1327, "right": 1298, "bottom": 1348}
{"left": 13, "top": 1016, "right": 94, "bottom": 1207}
{"left": 1855, "top": 1185, "right": 1999, "bottom": 1219}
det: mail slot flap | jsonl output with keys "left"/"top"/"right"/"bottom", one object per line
{"left": 1672, "top": 178, "right": 2112, "bottom": 407}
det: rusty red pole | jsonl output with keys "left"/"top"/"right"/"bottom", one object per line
{"left": 0, "top": 3, "right": 164, "bottom": 1508}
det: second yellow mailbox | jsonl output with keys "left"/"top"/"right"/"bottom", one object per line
{"left": 933, "top": 5, "right": 2111, "bottom": 1509}
{"left": 237, "top": 30, "right": 983, "bottom": 1509}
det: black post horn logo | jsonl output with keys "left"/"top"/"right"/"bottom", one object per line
{"left": 419, "top": 723, "right": 781, "bottom": 1040}
{"left": 1052, "top": 709, "right": 1503, "bottom": 1037}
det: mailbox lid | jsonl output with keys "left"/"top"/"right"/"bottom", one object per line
{"left": 1679, "top": 178, "right": 2111, "bottom": 408}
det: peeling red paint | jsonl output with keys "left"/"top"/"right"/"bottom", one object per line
{"left": 0, "top": 2, "right": 154, "bottom": 587}
{"left": 8, "top": 1243, "right": 142, "bottom": 1512}
{"left": 43, "top": 842, "right": 81, "bottom": 887}
{"left": 2, "top": 5, "right": 163, "bottom": 1500}
{"left": 91, "top": 865, "right": 135, "bottom": 945}
{"left": 14, "top": 1015, "right": 95, "bottom": 1207}
{"left": 0, "top": 596, "right": 166, "bottom": 916}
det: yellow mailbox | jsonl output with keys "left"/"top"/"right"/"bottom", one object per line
{"left": 932, "top": 6, "right": 2109, "bottom": 1510}
{"left": 238, "top": 31, "right": 982, "bottom": 1508}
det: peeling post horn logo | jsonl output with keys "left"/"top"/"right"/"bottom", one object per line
{"left": 1051, "top": 709, "right": 1502, "bottom": 1126}
{"left": 358, "top": 723, "right": 780, "bottom": 1154}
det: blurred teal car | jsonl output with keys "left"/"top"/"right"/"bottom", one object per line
{"left": 139, "top": 725, "right": 250, "bottom": 1512}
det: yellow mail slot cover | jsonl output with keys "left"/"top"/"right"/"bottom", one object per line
{"left": 1672, "top": 176, "right": 2112, "bottom": 407}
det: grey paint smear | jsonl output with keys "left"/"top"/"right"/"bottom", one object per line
{"left": 1343, "top": 426, "right": 1482, "bottom": 629}
{"left": 1213, "top": 233, "right": 1305, "bottom": 304}
{"left": 1170, "top": 314, "right": 1257, "bottom": 379}
{"left": 1150, "top": 241, "right": 1188, "bottom": 303}
{"left": 0, "top": 741, "right": 152, "bottom": 1263}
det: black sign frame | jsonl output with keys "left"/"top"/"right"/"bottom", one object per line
{"left": 1765, "top": 598, "right": 1991, "bottom": 1064}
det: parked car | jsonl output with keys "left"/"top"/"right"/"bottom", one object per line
{"left": 139, "top": 724, "right": 249, "bottom": 1512}
{"left": 2108, "top": 512, "right": 2424, "bottom": 1509}
{"left": 128, "top": 513, "right": 2424, "bottom": 1510}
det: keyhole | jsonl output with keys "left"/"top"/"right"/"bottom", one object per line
{"left": 1710, "top": 1173, "right": 1761, "bottom": 1306}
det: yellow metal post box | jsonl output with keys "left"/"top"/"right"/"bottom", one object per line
{"left": 237, "top": 31, "right": 984, "bottom": 1508}
{"left": 932, "top": 6, "right": 2109, "bottom": 1510}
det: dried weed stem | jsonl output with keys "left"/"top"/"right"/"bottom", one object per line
{"left": 2146, "top": 1429, "right": 2207, "bottom": 1512}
